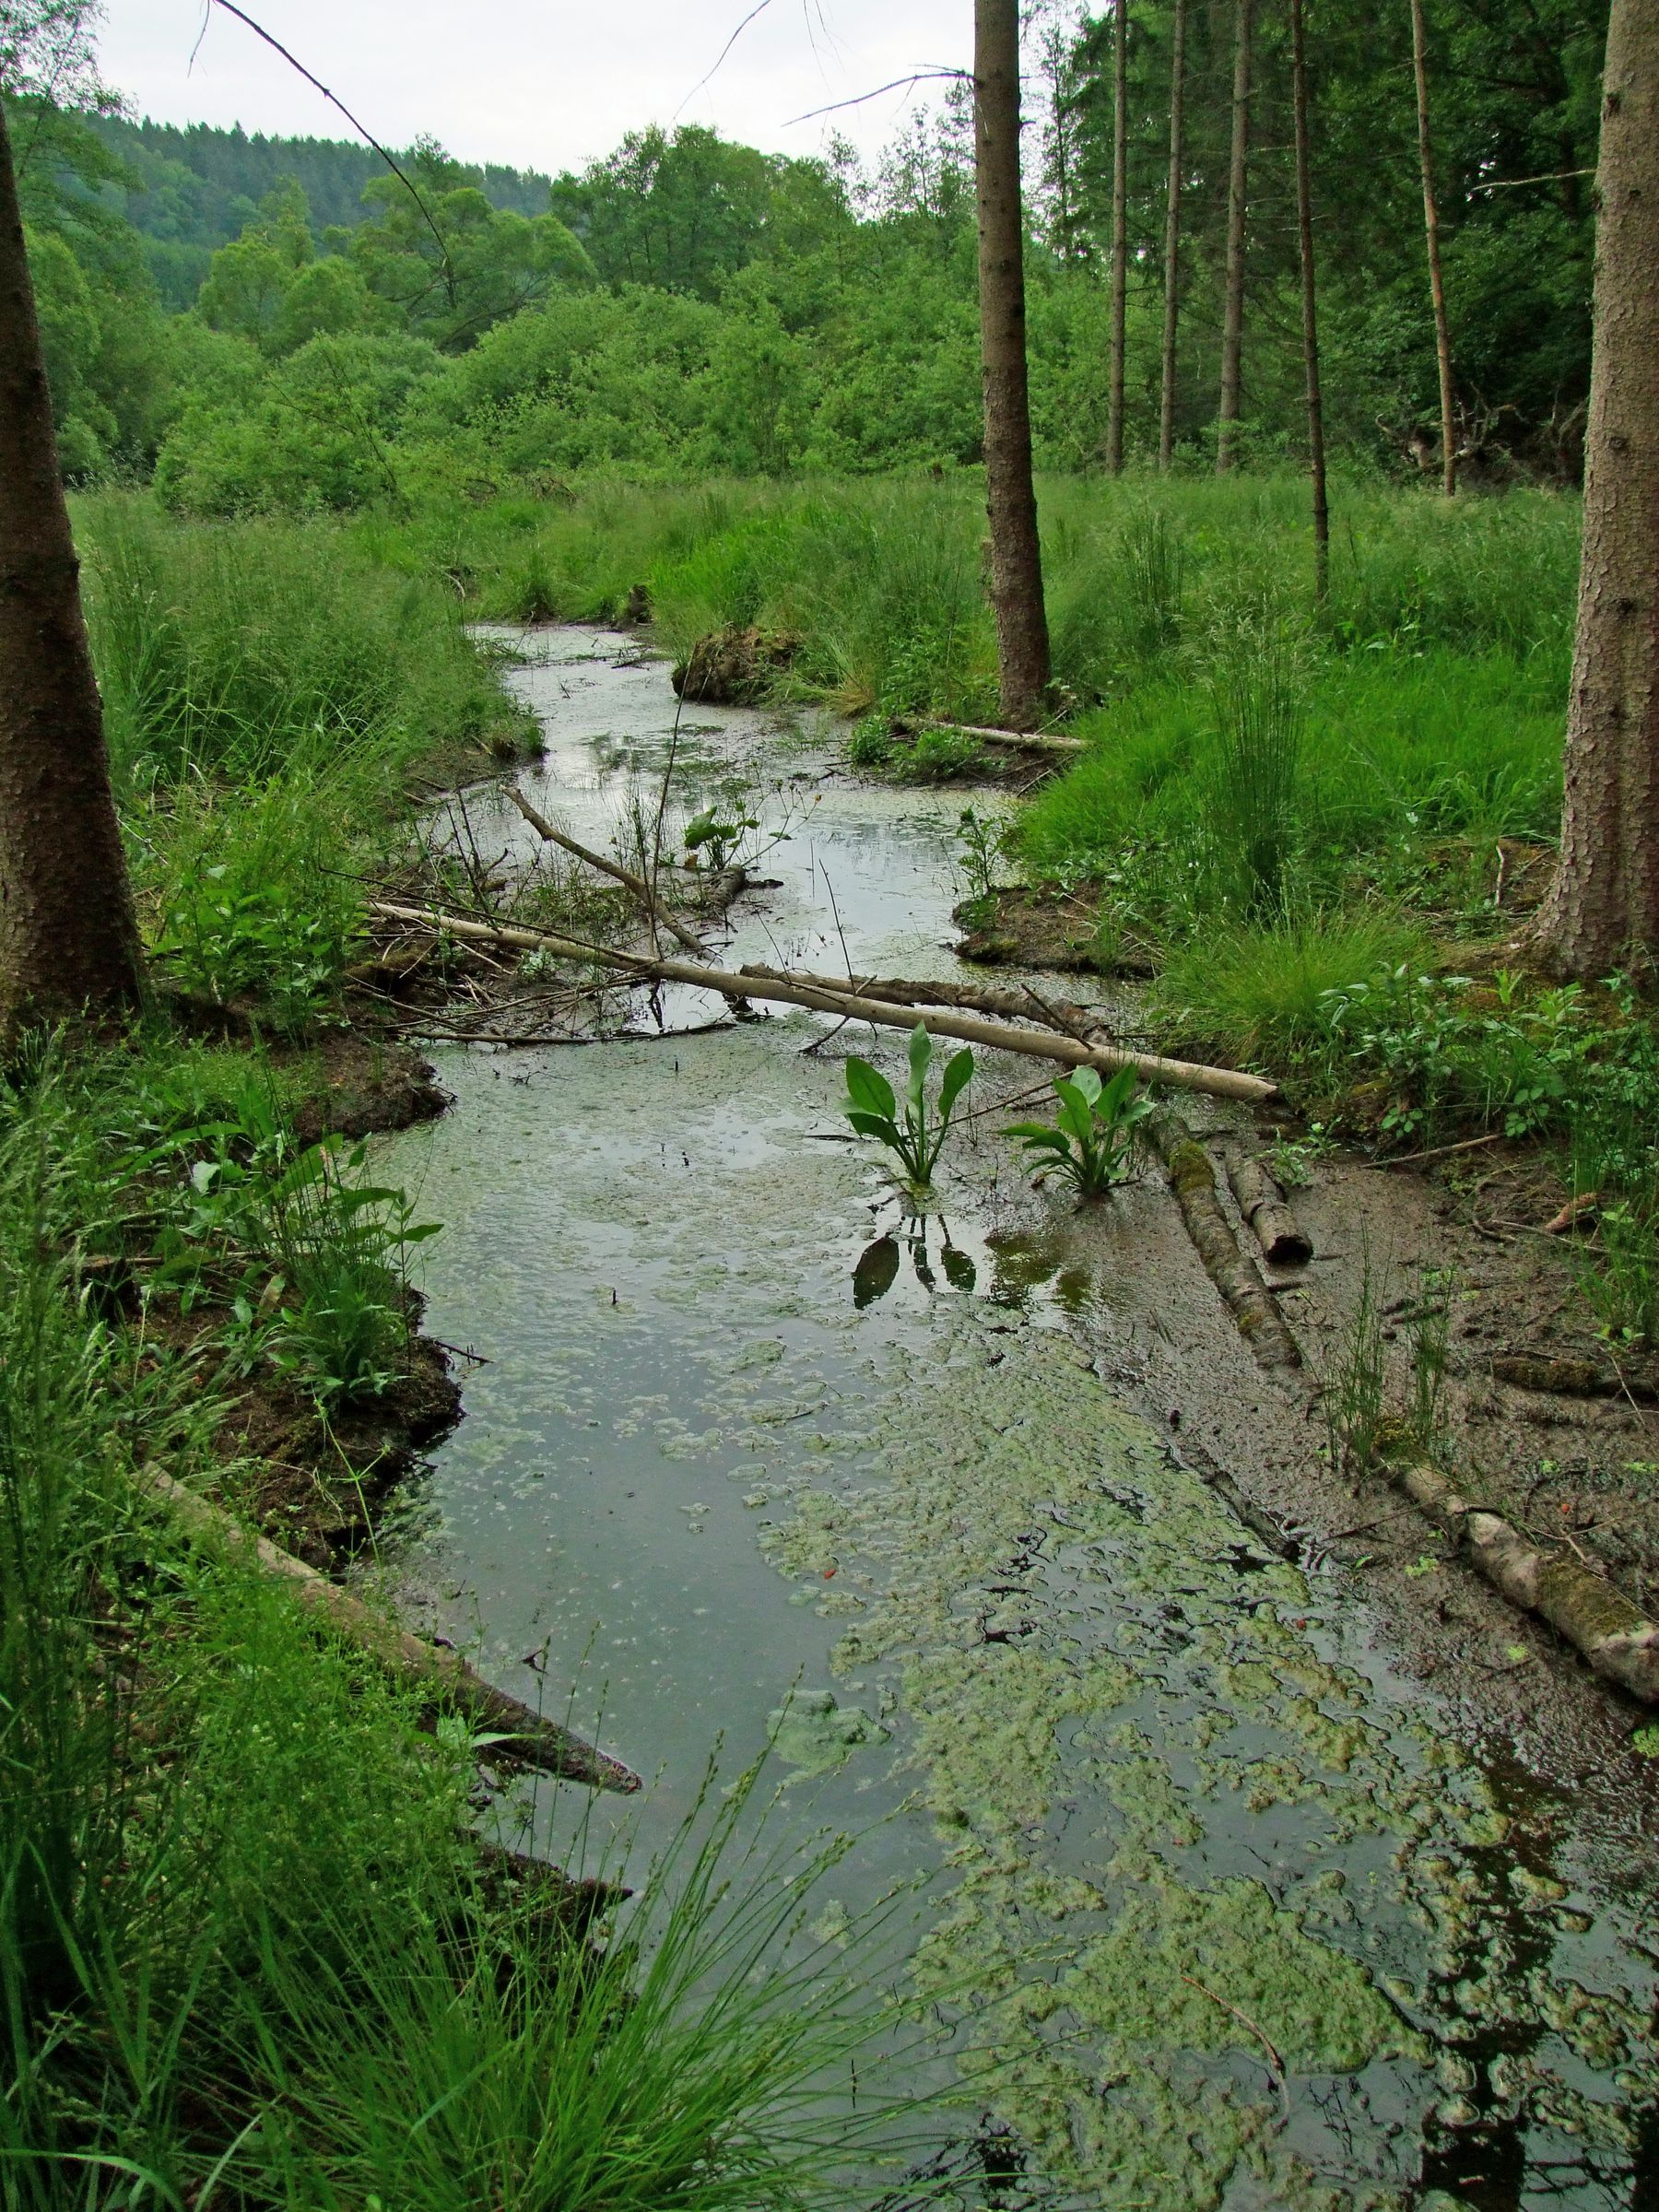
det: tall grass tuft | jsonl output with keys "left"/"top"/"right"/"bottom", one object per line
{"left": 1202, "top": 642, "right": 1305, "bottom": 913}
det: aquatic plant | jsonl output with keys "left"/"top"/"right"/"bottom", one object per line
{"left": 1005, "top": 1065, "right": 1152, "bottom": 1203}
{"left": 843, "top": 1026, "right": 973, "bottom": 1194}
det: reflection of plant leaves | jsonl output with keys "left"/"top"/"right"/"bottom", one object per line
{"left": 941, "top": 1244, "right": 977, "bottom": 1292}
{"left": 852, "top": 1236, "right": 900, "bottom": 1309}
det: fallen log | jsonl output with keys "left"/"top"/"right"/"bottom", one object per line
{"left": 1227, "top": 1154, "right": 1313, "bottom": 1266}
{"left": 506, "top": 788, "right": 707, "bottom": 959}
{"left": 897, "top": 717, "right": 1086, "bottom": 757}
{"left": 369, "top": 900, "right": 1280, "bottom": 1105}
{"left": 1388, "top": 1457, "right": 1659, "bottom": 1705}
{"left": 738, "top": 963, "right": 1106, "bottom": 1039}
{"left": 1147, "top": 1109, "right": 1304, "bottom": 1372}
{"left": 142, "top": 1467, "right": 641, "bottom": 1794}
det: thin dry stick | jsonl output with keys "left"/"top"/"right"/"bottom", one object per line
{"left": 506, "top": 788, "right": 707, "bottom": 957}
{"left": 1180, "top": 1974, "right": 1291, "bottom": 2115}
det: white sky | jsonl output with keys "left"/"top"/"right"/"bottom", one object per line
{"left": 97, "top": 1, "right": 975, "bottom": 177}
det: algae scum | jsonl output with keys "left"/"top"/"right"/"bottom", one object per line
{"left": 382, "top": 629, "right": 1658, "bottom": 2211}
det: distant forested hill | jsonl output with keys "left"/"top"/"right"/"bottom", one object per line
{"left": 89, "top": 115, "right": 553, "bottom": 305}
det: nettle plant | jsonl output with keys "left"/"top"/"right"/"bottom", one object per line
{"left": 1006, "top": 1065, "right": 1152, "bottom": 1202}
{"left": 843, "top": 1026, "right": 973, "bottom": 1194}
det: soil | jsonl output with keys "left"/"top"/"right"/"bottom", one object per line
{"left": 955, "top": 881, "right": 1155, "bottom": 975}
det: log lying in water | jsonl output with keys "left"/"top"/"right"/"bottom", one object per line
{"left": 1389, "top": 1457, "right": 1659, "bottom": 1705}
{"left": 738, "top": 963, "right": 1106, "bottom": 1038}
{"left": 1147, "top": 1109, "right": 1305, "bottom": 1373}
{"left": 1227, "top": 1154, "right": 1313, "bottom": 1266}
{"left": 143, "top": 1467, "right": 641, "bottom": 1794}
{"left": 368, "top": 901, "right": 1279, "bottom": 1105}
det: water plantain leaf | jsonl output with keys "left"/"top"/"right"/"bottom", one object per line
{"left": 938, "top": 1047, "right": 974, "bottom": 1121}
{"left": 906, "top": 1023, "right": 934, "bottom": 1115}
{"left": 845, "top": 1057, "right": 897, "bottom": 1120}
{"left": 846, "top": 1111, "right": 900, "bottom": 1147}
{"left": 1069, "top": 1066, "right": 1104, "bottom": 1109}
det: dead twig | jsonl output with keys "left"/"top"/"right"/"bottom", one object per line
{"left": 1179, "top": 1974, "right": 1291, "bottom": 2115}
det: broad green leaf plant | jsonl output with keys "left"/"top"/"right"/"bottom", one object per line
{"left": 842, "top": 1026, "right": 973, "bottom": 1194}
{"left": 1006, "top": 1065, "right": 1152, "bottom": 1202}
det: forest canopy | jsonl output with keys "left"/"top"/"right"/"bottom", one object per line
{"left": 3, "top": 0, "right": 1608, "bottom": 504}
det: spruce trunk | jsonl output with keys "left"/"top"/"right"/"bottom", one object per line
{"left": 1216, "top": 0, "right": 1254, "bottom": 473}
{"left": 1531, "top": 0, "right": 1659, "bottom": 978}
{"left": 1409, "top": 0, "right": 1457, "bottom": 497}
{"left": 974, "top": 0, "right": 1052, "bottom": 731}
{"left": 1107, "top": 0, "right": 1130, "bottom": 476}
{"left": 0, "top": 100, "right": 143, "bottom": 1035}
{"left": 1290, "top": 0, "right": 1330, "bottom": 599}
{"left": 1159, "top": 0, "right": 1189, "bottom": 471}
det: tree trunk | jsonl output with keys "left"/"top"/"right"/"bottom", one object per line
{"left": 0, "top": 101, "right": 143, "bottom": 1036}
{"left": 1530, "top": 0, "right": 1659, "bottom": 979}
{"left": 1107, "top": 0, "right": 1130, "bottom": 476}
{"left": 1216, "top": 0, "right": 1254, "bottom": 474}
{"left": 974, "top": 0, "right": 1052, "bottom": 730}
{"left": 1289, "top": 0, "right": 1330, "bottom": 599}
{"left": 1159, "top": 0, "right": 1189, "bottom": 471}
{"left": 1409, "top": 0, "right": 1458, "bottom": 497}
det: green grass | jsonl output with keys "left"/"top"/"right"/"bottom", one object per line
{"left": 0, "top": 1047, "right": 912, "bottom": 2209}
{"left": 1157, "top": 912, "right": 1432, "bottom": 1067}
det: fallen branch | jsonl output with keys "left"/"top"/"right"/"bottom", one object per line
{"left": 142, "top": 1467, "right": 641, "bottom": 1793}
{"left": 506, "top": 788, "right": 708, "bottom": 958}
{"left": 1227, "top": 1154, "right": 1312, "bottom": 1266}
{"left": 369, "top": 901, "right": 1279, "bottom": 1105}
{"left": 738, "top": 963, "right": 1107, "bottom": 1038}
{"left": 1180, "top": 1973, "right": 1290, "bottom": 2114}
{"left": 1387, "top": 1457, "right": 1659, "bottom": 1705}
{"left": 1147, "top": 1110, "right": 1304, "bottom": 1372}
{"left": 899, "top": 716, "right": 1086, "bottom": 757}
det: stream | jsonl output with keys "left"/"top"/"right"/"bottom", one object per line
{"left": 377, "top": 627, "right": 1658, "bottom": 2212}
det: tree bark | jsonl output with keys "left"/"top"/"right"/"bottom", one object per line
{"left": 1216, "top": 0, "right": 1254, "bottom": 473}
{"left": 974, "top": 0, "right": 1052, "bottom": 730}
{"left": 0, "top": 100, "right": 143, "bottom": 1037}
{"left": 1159, "top": 0, "right": 1189, "bottom": 471}
{"left": 1107, "top": 0, "right": 1130, "bottom": 476}
{"left": 1530, "top": 0, "right": 1659, "bottom": 978}
{"left": 1409, "top": 0, "right": 1458, "bottom": 497}
{"left": 1289, "top": 0, "right": 1330, "bottom": 599}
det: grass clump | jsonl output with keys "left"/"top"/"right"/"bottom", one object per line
{"left": 1158, "top": 912, "right": 1431, "bottom": 1070}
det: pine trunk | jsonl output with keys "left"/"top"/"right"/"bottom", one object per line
{"left": 0, "top": 100, "right": 144, "bottom": 1036}
{"left": 1107, "top": 0, "right": 1130, "bottom": 476}
{"left": 1409, "top": 0, "right": 1457, "bottom": 497}
{"left": 1159, "top": 0, "right": 1189, "bottom": 471}
{"left": 1216, "top": 0, "right": 1254, "bottom": 473}
{"left": 1531, "top": 0, "right": 1659, "bottom": 978}
{"left": 974, "top": 0, "right": 1052, "bottom": 730}
{"left": 1290, "top": 0, "right": 1330, "bottom": 599}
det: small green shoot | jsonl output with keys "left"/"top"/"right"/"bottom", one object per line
{"left": 843, "top": 1026, "right": 973, "bottom": 1193}
{"left": 1005, "top": 1065, "right": 1152, "bottom": 1203}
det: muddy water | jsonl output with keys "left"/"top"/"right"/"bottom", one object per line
{"left": 380, "top": 629, "right": 1657, "bottom": 2212}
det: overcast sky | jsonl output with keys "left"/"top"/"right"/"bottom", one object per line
{"left": 97, "top": 2, "right": 975, "bottom": 177}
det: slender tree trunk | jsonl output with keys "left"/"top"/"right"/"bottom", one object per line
{"left": 974, "top": 0, "right": 1052, "bottom": 730}
{"left": 0, "top": 101, "right": 143, "bottom": 1036}
{"left": 1159, "top": 0, "right": 1189, "bottom": 471}
{"left": 1289, "top": 0, "right": 1329, "bottom": 600}
{"left": 1216, "top": 0, "right": 1254, "bottom": 473}
{"left": 1409, "top": 0, "right": 1457, "bottom": 497}
{"left": 1530, "top": 0, "right": 1659, "bottom": 979}
{"left": 1107, "top": 0, "right": 1130, "bottom": 475}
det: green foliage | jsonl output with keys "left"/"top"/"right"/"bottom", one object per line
{"left": 843, "top": 1026, "right": 974, "bottom": 1192}
{"left": 1158, "top": 913, "right": 1431, "bottom": 1068}
{"left": 1006, "top": 1065, "right": 1153, "bottom": 1202}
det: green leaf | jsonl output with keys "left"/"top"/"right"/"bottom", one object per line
{"left": 846, "top": 1111, "right": 900, "bottom": 1147}
{"left": 845, "top": 1057, "right": 896, "bottom": 1120}
{"left": 906, "top": 1023, "right": 933, "bottom": 1116}
{"left": 937, "top": 1047, "right": 974, "bottom": 1122}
